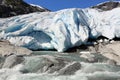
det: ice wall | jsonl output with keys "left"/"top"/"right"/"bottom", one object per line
{"left": 0, "top": 8, "right": 120, "bottom": 52}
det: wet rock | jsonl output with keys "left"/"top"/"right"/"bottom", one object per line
{"left": 20, "top": 56, "right": 46, "bottom": 73}
{"left": 58, "top": 62, "right": 81, "bottom": 75}
{"left": 20, "top": 55, "right": 56, "bottom": 73}
{"left": 0, "top": 55, "right": 5, "bottom": 68}
{"left": 43, "top": 58, "right": 66, "bottom": 73}
{"left": 21, "top": 55, "right": 69, "bottom": 73}
{"left": 81, "top": 63, "right": 120, "bottom": 73}
{"left": 107, "top": 59, "right": 117, "bottom": 66}
{"left": 2, "top": 55, "right": 24, "bottom": 68}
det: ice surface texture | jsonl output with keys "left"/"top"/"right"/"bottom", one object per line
{"left": 0, "top": 8, "right": 120, "bottom": 52}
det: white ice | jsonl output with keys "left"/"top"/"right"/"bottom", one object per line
{"left": 0, "top": 8, "right": 120, "bottom": 52}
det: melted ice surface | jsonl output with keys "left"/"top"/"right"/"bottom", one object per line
{"left": 0, "top": 8, "right": 120, "bottom": 52}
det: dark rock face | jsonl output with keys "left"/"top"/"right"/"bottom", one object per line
{"left": 92, "top": 1, "right": 120, "bottom": 11}
{"left": 0, "top": 0, "right": 50, "bottom": 18}
{"left": 20, "top": 56, "right": 70, "bottom": 74}
{"left": 58, "top": 62, "right": 81, "bottom": 75}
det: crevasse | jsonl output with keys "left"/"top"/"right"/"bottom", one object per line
{"left": 0, "top": 8, "right": 120, "bottom": 52}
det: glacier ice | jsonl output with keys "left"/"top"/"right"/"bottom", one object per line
{"left": 0, "top": 8, "right": 120, "bottom": 52}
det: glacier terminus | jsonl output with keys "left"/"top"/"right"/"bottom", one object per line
{"left": 0, "top": 8, "right": 120, "bottom": 52}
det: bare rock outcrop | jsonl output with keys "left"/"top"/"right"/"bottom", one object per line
{"left": 92, "top": 1, "right": 120, "bottom": 11}
{"left": 0, "top": 0, "right": 50, "bottom": 18}
{"left": 90, "top": 41, "right": 120, "bottom": 65}
{"left": 0, "top": 40, "right": 32, "bottom": 56}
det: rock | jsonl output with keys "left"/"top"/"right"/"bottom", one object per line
{"left": 0, "top": 55, "right": 5, "bottom": 68}
{"left": 20, "top": 56, "right": 47, "bottom": 73}
{"left": 80, "top": 52, "right": 96, "bottom": 62}
{"left": 79, "top": 50, "right": 109, "bottom": 63}
{"left": 81, "top": 63, "right": 120, "bottom": 73}
{"left": 89, "top": 46, "right": 97, "bottom": 53}
{"left": 97, "top": 42, "right": 120, "bottom": 65}
{"left": 21, "top": 55, "right": 56, "bottom": 73}
{"left": 107, "top": 59, "right": 117, "bottom": 66}
{"left": 14, "top": 46, "right": 32, "bottom": 56}
{"left": 92, "top": 1, "right": 120, "bottom": 11}
{"left": 105, "top": 42, "right": 120, "bottom": 56}
{"left": 0, "top": 40, "right": 32, "bottom": 56}
{"left": 58, "top": 62, "right": 81, "bottom": 75}
{"left": 102, "top": 53, "right": 120, "bottom": 65}
{"left": 0, "top": 0, "right": 50, "bottom": 18}
{"left": 21, "top": 55, "right": 69, "bottom": 73}
{"left": 46, "top": 57, "right": 67, "bottom": 73}
{"left": 2, "top": 55, "right": 24, "bottom": 68}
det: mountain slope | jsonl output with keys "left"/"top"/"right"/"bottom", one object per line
{"left": 92, "top": 1, "right": 120, "bottom": 11}
{"left": 0, "top": 0, "right": 50, "bottom": 18}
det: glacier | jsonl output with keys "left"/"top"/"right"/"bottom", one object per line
{"left": 0, "top": 8, "right": 120, "bottom": 52}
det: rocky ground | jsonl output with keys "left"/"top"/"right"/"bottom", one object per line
{"left": 0, "top": 39, "right": 120, "bottom": 80}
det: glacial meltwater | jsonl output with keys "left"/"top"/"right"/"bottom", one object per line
{"left": 0, "top": 51, "right": 120, "bottom": 80}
